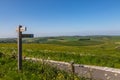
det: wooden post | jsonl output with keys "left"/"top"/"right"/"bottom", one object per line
{"left": 18, "top": 25, "right": 22, "bottom": 71}
{"left": 70, "top": 61, "right": 75, "bottom": 80}
{"left": 16, "top": 25, "right": 33, "bottom": 71}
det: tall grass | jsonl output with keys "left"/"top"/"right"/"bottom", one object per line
{"left": 0, "top": 53, "right": 82, "bottom": 80}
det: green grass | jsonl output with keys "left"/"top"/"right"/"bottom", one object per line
{"left": 1, "top": 36, "right": 120, "bottom": 80}
{"left": 0, "top": 53, "right": 83, "bottom": 80}
{"left": 45, "top": 40, "right": 103, "bottom": 46}
{"left": 1, "top": 36, "right": 120, "bottom": 79}
{"left": 1, "top": 36, "right": 120, "bottom": 69}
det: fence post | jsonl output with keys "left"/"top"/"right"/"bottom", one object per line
{"left": 70, "top": 61, "right": 75, "bottom": 80}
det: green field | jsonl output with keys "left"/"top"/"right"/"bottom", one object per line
{"left": 1, "top": 36, "right": 120, "bottom": 68}
{"left": 1, "top": 36, "right": 120, "bottom": 79}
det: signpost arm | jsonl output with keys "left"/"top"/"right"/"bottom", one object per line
{"left": 18, "top": 25, "right": 22, "bottom": 71}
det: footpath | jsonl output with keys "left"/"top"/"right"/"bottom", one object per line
{"left": 24, "top": 57, "right": 120, "bottom": 80}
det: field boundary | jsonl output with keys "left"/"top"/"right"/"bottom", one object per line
{"left": 24, "top": 57, "right": 120, "bottom": 80}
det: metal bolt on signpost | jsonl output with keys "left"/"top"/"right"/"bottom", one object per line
{"left": 16, "top": 25, "right": 34, "bottom": 71}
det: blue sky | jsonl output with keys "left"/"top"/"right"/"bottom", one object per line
{"left": 0, "top": 0, "right": 120, "bottom": 38}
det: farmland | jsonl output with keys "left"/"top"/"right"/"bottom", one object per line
{"left": 1, "top": 36, "right": 120, "bottom": 79}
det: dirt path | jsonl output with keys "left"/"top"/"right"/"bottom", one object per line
{"left": 24, "top": 57, "right": 120, "bottom": 80}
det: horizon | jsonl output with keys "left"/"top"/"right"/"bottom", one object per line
{"left": 1, "top": 0, "right": 120, "bottom": 38}
{"left": 1, "top": 34, "right": 120, "bottom": 39}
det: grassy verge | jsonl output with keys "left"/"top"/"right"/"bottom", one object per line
{"left": 0, "top": 53, "right": 86, "bottom": 80}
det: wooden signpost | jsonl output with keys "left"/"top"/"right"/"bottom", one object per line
{"left": 16, "top": 25, "right": 34, "bottom": 71}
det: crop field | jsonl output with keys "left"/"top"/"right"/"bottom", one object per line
{"left": 0, "top": 36, "right": 120, "bottom": 79}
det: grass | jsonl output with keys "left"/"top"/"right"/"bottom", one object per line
{"left": 1, "top": 36, "right": 120, "bottom": 79}
{"left": 45, "top": 40, "right": 103, "bottom": 46}
{"left": 1, "top": 36, "right": 120, "bottom": 69}
{"left": 0, "top": 41, "right": 120, "bottom": 68}
{"left": 0, "top": 53, "right": 83, "bottom": 80}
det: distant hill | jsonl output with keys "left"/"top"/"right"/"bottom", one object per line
{"left": 0, "top": 36, "right": 120, "bottom": 44}
{"left": 0, "top": 38, "right": 17, "bottom": 43}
